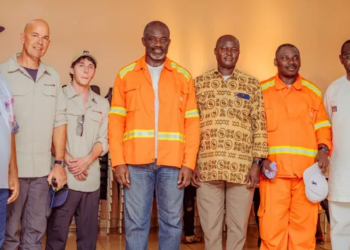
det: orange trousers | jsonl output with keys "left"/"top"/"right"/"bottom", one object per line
{"left": 258, "top": 178, "right": 318, "bottom": 250}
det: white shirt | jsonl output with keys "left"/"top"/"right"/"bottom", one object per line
{"left": 223, "top": 75, "right": 230, "bottom": 82}
{"left": 324, "top": 75, "right": 350, "bottom": 202}
{"left": 147, "top": 64, "right": 164, "bottom": 158}
{"left": 0, "top": 74, "right": 18, "bottom": 189}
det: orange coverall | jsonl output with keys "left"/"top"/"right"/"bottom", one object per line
{"left": 259, "top": 74, "right": 332, "bottom": 250}
{"left": 108, "top": 56, "right": 200, "bottom": 170}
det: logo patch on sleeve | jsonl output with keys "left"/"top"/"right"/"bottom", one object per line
{"left": 332, "top": 106, "right": 337, "bottom": 112}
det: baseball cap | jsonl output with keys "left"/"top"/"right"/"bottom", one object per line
{"left": 303, "top": 163, "right": 328, "bottom": 203}
{"left": 71, "top": 50, "right": 97, "bottom": 65}
{"left": 49, "top": 184, "right": 69, "bottom": 208}
{"left": 0, "top": 26, "right": 5, "bottom": 33}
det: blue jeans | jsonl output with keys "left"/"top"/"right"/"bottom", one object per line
{"left": 124, "top": 162, "right": 184, "bottom": 250}
{"left": 0, "top": 189, "right": 9, "bottom": 248}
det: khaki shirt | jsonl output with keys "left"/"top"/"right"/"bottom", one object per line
{"left": 64, "top": 83, "right": 109, "bottom": 192}
{"left": 0, "top": 54, "right": 67, "bottom": 178}
{"left": 194, "top": 68, "right": 268, "bottom": 184}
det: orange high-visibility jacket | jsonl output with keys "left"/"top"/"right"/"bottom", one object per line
{"left": 108, "top": 56, "right": 200, "bottom": 170}
{"left": 261, "top": 74, "right": 332, "bottom": 178}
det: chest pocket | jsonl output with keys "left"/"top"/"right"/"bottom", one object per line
{"left": 178, "top": 84, "right": 189, "bottom": 112}
{"left": 265, "top": 106, "right": 277, "bottom": 132}
{"left": 89, "top": 110, "right": 103, "bottom": 124}
{"left": 308, "top": 103, "right": 319, "bottom": 125}
{"left": 125, "top": 85, "right": 138, "bottom": 112}
{"left": 42, "top": 85, "right": 57, "bottom": 97}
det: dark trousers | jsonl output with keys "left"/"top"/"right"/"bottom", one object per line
{"left": 183, "top": 185, "right": 196, "bottom": 236}
{"left": 45, "top": 189, "right": 100, "bottom": 250}
{"left": 2, "top": 177, "right": 50, "bottom": 250}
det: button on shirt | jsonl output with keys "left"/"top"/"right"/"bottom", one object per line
{"left": 64, "top": 83, "right": 109, "bottom": 192}
{"left": 0, "top": 54, "right": 67, "bottom": 178}
{"left": 194, "top": 69, "right": 268, "bottom": 184}
{"left": 324, "top": 75, "right": 350, "bottom": 202}
{"left": 0, "top": 74, "right": 19, "bottom": 188}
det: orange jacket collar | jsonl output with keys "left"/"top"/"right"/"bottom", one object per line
{"left": 134, "top": 55, "right": 173, "bottom": 72}
{"left": 275, "top": 74, "right": 302, "bottom": 91}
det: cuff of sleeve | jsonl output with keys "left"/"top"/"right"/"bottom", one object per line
{"left": 317, "top": 139, "right": 332, "bottom": 151}
{"left": 54, "top": 121, "right": 67, "bottom": 128}
{"left": 182, "top": 158, "right": 196, "bottom": 171}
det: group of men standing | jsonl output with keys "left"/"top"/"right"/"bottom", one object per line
{"left": 1, "top": 18, "right": 350, "bottom": 250}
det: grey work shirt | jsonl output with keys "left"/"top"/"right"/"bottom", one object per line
{"left": 64, "top": 83, "right": 109, "bottom": 192}
{"left": 0, "top": 53, "right": 67, "bottom": 178}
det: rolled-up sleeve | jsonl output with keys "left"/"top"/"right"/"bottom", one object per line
{"left": 54, "top": 74, "right": 67, "bottom": 127}
{"left": 96, "top": 100, "right": 110, "bottom": 156}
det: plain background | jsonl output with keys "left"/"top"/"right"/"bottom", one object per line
{"left": 1, "top": 0, "right": 349, "bottom": 227}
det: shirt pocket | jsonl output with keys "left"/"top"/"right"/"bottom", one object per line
{"left": 42, "top": 85, "right": 57, "bottom": 97}
{"left": 265, "top": 106, "right": 277, "bottom": 132}
{"left": 308, "top": 104, "right": 319, "bottom": 125}
{"left": 125, "top": 85, "right": 138, "bottom": 112}
{"left": 178, "top": 84, "right": 189, "bottom": 113}
{"left": 89, "top": 110, "right": 102, "bottom": 124}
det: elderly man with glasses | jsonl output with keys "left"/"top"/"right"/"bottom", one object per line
{"left": 45, "top": 51, "right": 109, "bottom": 250}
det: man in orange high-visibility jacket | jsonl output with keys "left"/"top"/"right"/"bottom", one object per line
{"left": 259, "top": 44, "right": 332, "bottom": 250}
{"left": 108, "top": 21, "right": 200, "bottom": 250}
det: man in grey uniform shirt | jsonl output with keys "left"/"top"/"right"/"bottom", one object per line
{"left": 46, "top": 51, "right": 109, "bottom": 250}
{"left": 0, "top": 19, "right": 67, "bottom": 250}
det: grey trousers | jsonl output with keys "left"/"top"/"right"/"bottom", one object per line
{"left": 45, "top": 188, "right": 100, "bottom": 250}
{"left": 1, "top": 177, "right": 51, "bottom": 250}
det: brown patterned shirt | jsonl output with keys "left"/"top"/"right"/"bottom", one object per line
{"left": 194, "top": 68, "right": 268, "bottom": 184}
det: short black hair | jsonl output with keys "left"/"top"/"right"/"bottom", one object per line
{"left": 215, "top": 35, "right": 240, "bottom": 48}
{"left": 70, "top": 56, "right": 96, "bottom": 81}
{"left": 143, "top": 21, "right": 170, "bottom": 37}
{"left": 275, "top": 43, "right": 300, "bottom": 57}
{"left": 341, "top": 40, "right": 350, "bottom": 55}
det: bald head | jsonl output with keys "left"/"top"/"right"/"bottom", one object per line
{"left": 143, "top": 21, "right": 170, "bottom": 38}
{"left": 216, "top": 35, "right": 239, "bottom": 48}
{"left": 24, "top": 19, "right": 50, "bottom": 35}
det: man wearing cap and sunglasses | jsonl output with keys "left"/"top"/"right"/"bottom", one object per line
{"left": 0, "top": 25, "right": 20, "bottom": 248}
{"left": 45, "top": 51, "right": 109, "bottom": 250}
{"left": 0, "top": 20, "right": 67, "bottom": 250}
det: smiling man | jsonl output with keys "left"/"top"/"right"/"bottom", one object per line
{"left": 45, "top": 51, "right": 109, "bottom": 250}
{"left": 193, "top": 35, "right": 268, "bottom": 250}
{"left": 259, "top": 44, "right": 332, "bottom": 250}
{"left": 108, "top": 21, "right": 200, "bottom": 250}
{"left": 0, "top": 19, "right": 67, "bottom": 250}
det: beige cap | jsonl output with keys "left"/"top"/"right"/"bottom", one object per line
{"left": 71, "top": 50, "right": 97, "bottom": 65}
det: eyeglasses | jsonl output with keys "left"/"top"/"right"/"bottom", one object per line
{"left": 76, "top": 115, "right": 84, "bottom": 137}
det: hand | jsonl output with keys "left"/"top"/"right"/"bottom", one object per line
{"left": 245, "top": 164, "right": 260, "bottom": 188}
{"left": 7, "top": 171, "right": 19, "bottom": 204}
{"left": 260, "top": 159, "right": 273, "bottom": 179}
{"left": 68, "top": 155, "right": 92, "bottom": 176}
{"left": 75, "top": 170, "right": 88, "bottom": 181}
{"left": 47, "top": 164, "right": 67, "bottom": 188}
{"left": 177, "top": 166, "right": 193, "bottom": 189}
{"left": 114, "top": 165, "right": 130, "bottom": 188}
{"left": 316, "top": 150, "right": 329, "bottom": 175}
{"left": 191, "top": 168, "right": 202, "bottom": 188}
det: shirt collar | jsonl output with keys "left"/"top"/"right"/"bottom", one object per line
{"left": 213, "top": 68, "right": 237, "bottom": 78}
{"left": 7, "top": 53, "right": 51, "bottom": 76}
{"left": 274, "top": 73, "right": 302, "bottom": 90}
{"left": 67, "top": 82, "right": 98, "bottom": 104}
{"left": 134, "top": 55, "right": 172, "bottom": 72}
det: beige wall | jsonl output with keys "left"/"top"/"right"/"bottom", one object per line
{"left": 2, "top": 0, "right": 350, "bottom": 226}
{"left": 2, "top": 0, "right": 350, "bottom": 95}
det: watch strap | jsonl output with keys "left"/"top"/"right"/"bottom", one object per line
{"left": 54, "top": 160, "right": 67, "bottom": 168}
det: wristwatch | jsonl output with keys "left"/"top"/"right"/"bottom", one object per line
{"left": 318, "top": 145, "right": 330, "bottom": 154}
{"left": 252, "top": 159, "right": 262, "bottom": 166}
{"left": 54, "top": 160, "right": 67, "bottom": 168}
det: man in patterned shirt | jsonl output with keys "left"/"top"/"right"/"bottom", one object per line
{"left": 192, "top": 35, "right": 268, "bottom": 250}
